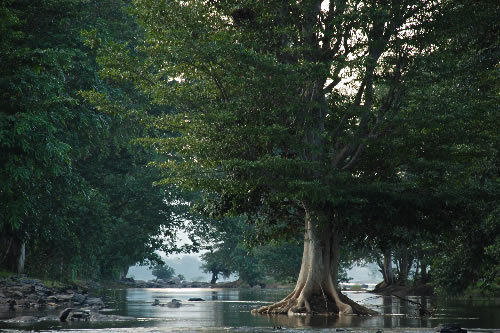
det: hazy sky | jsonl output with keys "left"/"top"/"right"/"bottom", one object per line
{"left": 128, "top": 253, "right": 382, "bottom": 283}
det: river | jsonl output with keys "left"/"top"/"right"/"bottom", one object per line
{"left": 1, "top": 288, "right": 499, "bottom": 332}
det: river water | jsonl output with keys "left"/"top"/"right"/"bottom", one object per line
{"left": 1, "top": 288, "right": 499, "bottom": 332}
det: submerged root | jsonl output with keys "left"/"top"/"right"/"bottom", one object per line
{"left": 338, "top": 292, "right": 377, "bottom": 315}
{"left": 253, "top": 296, "right": 299, "bottom": 314}
{"left": 252, "top": 289, "right": 376, "bottom": 316}
{"left": 253, "top": 293, "right": 340, "bottom": 315}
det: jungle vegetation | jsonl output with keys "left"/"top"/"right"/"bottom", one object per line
{"left": 0, "top": 0, "right": 498, "bottom": 312}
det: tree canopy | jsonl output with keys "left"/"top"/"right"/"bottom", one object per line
{"left": 0, "top": 0, "right": 497, "bottom": 303}
{"left": 0, "top": 0, "right": 192, "bottom": 281}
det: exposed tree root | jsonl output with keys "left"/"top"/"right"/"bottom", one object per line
{"left": 337, "top": 291, "right": 377, "bottom": 315}
{"left": 251, "top": 205, "right": 378, "bottom": 317}
{"left": 253, "top": 287, "right": 376, "bottom": 316}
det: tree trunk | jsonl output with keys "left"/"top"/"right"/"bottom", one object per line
{"left": 0, "top": 231, "right": 25, "bottom": 274}
{"left": 119, "top": 266, "right": 129, "bottom": 280}
{"left": 421, "top": 262, "right": 428, "bottom": 283}
{"left": 414, "top": 259, "right": 420, "bottom": 282}
{"left": 210, "top": 272, "right": 218, "bottom": 285}
{"left": 16, "top": 242, "right": 25, "bottom": 274}
{"left": 396, "top": 248, "right": 414, "bottom": 285}
{"left": 383, "top": 250, "right": 394, "bottom": 285}
{"left": 253, "top": 207, "right": 375, "bottom": 316}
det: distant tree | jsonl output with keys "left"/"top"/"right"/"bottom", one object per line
{"left": 253, "top": 241, "right": 302, "bottom": 284}
{"left": 200, "top": 251, "right": 232, "bottom": 284}
{"left": 152, "top": 264, "right": 175, "bottom": 280}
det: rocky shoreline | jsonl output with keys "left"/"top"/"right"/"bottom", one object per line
{"left": 119, "top": 277, "right": 213, "bottom": 288}
{"left": 0, "top": 275, "right": 133, "bottom": 324}
{"left": 0, "top": 275, "right": 244, "bottom": 325}
{"left": 0, "top": 275, "right": 104, "bottom": 311}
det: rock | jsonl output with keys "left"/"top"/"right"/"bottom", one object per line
{"left": 84, "top": 297, "right": 104, "bottom": 308}
{"left": 152, "top": 299, "right": 161, "bottom": 306}
{"left": 436, "top": 323, "right": 467, "bottom": 333}
{"left": 68, "top": 310, "right": 91, "bottom": 321}
{"left": 8, "top": 299, "right": 16, "bottom": 308}
{"left": 188, "top": 298, "right": 205, "bottom": 301}
{"left": 166, "top": 299, "right": 181, "bottom": 308}
{"left": 72, "top": 292, "right": 87, "bottom": 305}
{"left": 35, "top": 285, "right": 51, "bottom": 295}
{"left": 59, "top": 307, "right": 73, "bottom": 322}
{"left": 55, "top": 294, "right": 73, "bottom": 302}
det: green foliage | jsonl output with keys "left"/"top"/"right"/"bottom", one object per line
{"left": 0, "top": 270, "right": 14, "bottom": 279}
{"left": 252, "top": 241, "right": 302, "bottom": 283}
{"left": 199, "top": 216, "right": 355, "bottom": 286}
{"left": 409, "top": 0, "right": 499, "bottom": 295}
{"left": 200, "top": 251, "right": 233, "bottom": 284}
{"left": 91, "top": 0, "right": 498, "bottom": 295}
{"left": 0, "top": 0, "right": 187, "bottom": 281}
{"left": 152, "top": 264, "right": 175, "bottom": 280}
{"left": 1, "top": 0, "right": 497, "bottom": 298}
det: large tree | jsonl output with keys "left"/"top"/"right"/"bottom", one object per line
{"left": 92, "top": 0, "right": 491, "bottom": 315}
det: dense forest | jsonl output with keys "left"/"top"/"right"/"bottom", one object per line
{"left": 0, "top": 0, "right": 498, "bottom": 309}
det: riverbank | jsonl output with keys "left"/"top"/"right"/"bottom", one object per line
{"left": 2, "top": 280, "right": 500, "bottom": 331}
{"left": 114, "top": 277, "right": 295, "bottom": 289}
{"left": 0, "top": 275, "right": 104, "bottom": 311}
{"left": 0, "top": 275, "right": 138, "bottom": 325}
{"left": 372, "top": 282, "right": 434, "bottom": 297}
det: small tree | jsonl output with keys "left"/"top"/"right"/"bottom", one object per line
{"left": 201, "top": 251, "right": 233, "bottom": 284}
{"left": 152, "top": 264, "right": 175, "bottom": 280}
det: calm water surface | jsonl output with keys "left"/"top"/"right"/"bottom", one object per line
{"left": 1, "top": 288, "right": 499, "bottom": 332}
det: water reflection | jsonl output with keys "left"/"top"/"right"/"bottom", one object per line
{"left": 1, "top": 288, "right": 500, "bottom": 331}
{"left": 105, "top": 289, "right": 500, "bottom": 329}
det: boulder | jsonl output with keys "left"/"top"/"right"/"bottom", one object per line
{"left": 166, "top": 299, "right": 181, "bottom": 308}
{"left": 83, "top": 297, "right": 104, "bottom": 308}
{"left": 21, "top": 284, "right": 35, "bottom": 293}
{"left": 72, "top": 292, "right": 87, "bottom": 305}
{"left": 59, "top": 308, "right": 73, "bottom": 322}
{"left": 68, "top": 310, "right": 91, "bottom": 321}
{"left": 436, "top": 323, "right": 467, "bottom": 333}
